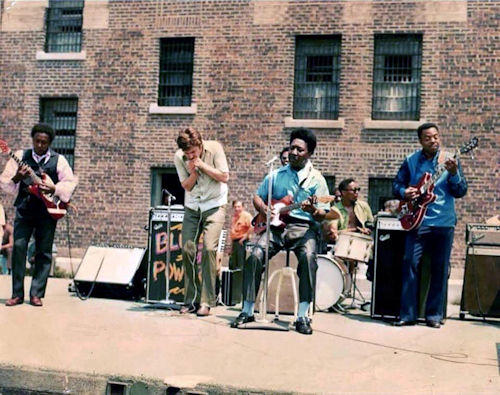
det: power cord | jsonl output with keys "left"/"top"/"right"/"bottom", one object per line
{"left": 65, "top": 212, "right": 105, "bottom": 301}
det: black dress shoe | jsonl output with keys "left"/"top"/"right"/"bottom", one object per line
{"left": 230, "top": 312, "right": 255, "bottom": 328}
{"left": 426, "top": 320, "right": 441, "bottom": 329}
{"left": 295, "top": 317, "right": 313, "bottom": 335}
{"left": 393, "top": 320, "right": 416, "bottom": 327}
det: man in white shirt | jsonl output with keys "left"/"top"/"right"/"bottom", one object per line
{"left": 174, "top": 128, "right": 229, "bottom": 316}
{"left": 0, "top": 123, "right": 77, "bottom": 307}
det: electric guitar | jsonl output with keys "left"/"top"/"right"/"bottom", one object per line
{"left": 252, "top": 195, "right": 335, "bottom": 235}
{"left": 0, "top": 139, "right": 68, "bottom": 220}
{"left": 397, "top": 137, "right": 478, "bottom": 231}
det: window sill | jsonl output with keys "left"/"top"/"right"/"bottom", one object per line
{"left": 284, "top": 117, "right": 345, "bottom": 129}
{"left": 36, "top": 51, "right": 86, "bottom": 61}
{"left": 149, "top": 103, "right": 197, "bottom": 115}
{"left": 363, "top": 119, "right": 423, "bottom": 130}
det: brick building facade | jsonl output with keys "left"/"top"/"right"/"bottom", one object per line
{"left": 0, "top": 0, "right": 498, "bottom": 266}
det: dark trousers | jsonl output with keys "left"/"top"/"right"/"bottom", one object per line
{"left": 243, "top": 223, "right": 318, "bottom": 303}
{"left": 400, "top": 226, "right": 454, "bottom": 322}
{"left": 12, "top": 211, "right": 57, "bottom": 299}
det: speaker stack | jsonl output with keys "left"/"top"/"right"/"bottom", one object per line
{"left": 371, "top": 216, "right": 406, "bottom": 319}
{"left": 146, "top": 205, "right": 185, "bottom": 303}
{"left": 460, "top": 224, "right": 500, "bottom": 319}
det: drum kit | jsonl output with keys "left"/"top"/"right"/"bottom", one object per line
{"left": 316, "top": 231, "right": 374, "bottom": 312}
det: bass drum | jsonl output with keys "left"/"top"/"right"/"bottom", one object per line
{"left": 315, "top": 255, "right": 351, "bottom": 311}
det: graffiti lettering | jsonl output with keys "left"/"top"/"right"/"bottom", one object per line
{"left": 153, "top": 260, "right": 166, "bottom": 281}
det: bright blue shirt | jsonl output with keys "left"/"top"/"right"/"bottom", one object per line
{"left": 393, "top": 149, "right": 467, "bottom": 227}
{"left": 257, "top": 161, "right": 329, "bottom": 223}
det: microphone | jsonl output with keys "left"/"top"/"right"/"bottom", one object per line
{"left": 162, "top": 188, "right": 176, "bottom": 201}
{"left": 266, "top": 155, "right": 279, "bottom": 166}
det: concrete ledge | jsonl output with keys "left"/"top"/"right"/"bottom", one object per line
{"left": 363, "top": 119, "right": 423, "bottom": 130}
{"left": 36, "top": 51, "right": 87, "bottom": 61}
{"left": 149, "top": 103, "right": 197, "bottom": 115}
{"left": 284, "top": 117, "right": 345, "bottom": 129}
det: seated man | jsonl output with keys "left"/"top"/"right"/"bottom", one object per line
{"left": 231, "top": 128, "right": 330, "bottom": 335}
{"left": 330, "top": 178, "right": 375, "bottom": 280}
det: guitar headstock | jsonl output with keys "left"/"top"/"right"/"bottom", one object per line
{"left": 0, "top": 139, "right": 10, "bottom": 154}
{"left": 459, "top": 137, "right": 479, "bottom": 155}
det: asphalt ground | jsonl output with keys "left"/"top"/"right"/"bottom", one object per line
{"left": 0, "top": 269, "right": 498, "bottom": 394}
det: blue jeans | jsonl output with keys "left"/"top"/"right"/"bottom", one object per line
{"left": 400, "top": 226, "right": 454, "bottom": 322}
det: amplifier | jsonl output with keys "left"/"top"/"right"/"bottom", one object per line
{"left": 220, "top": 267, "right": 242, "bottom": 306}
{"left": 466, "top": 223, "right": 500, "bottom": 246}
{"left": 460, "top": 246, "right": 500, "bottom": 319}
{"left": 371, "top": 216, "right": 447, "bottom": 320}
{"left": 146, "top": 205, "right": 185, "bottom": 303}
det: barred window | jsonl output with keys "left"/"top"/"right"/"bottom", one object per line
{"left": 372, "top": 34, "right": 422, "bottom": 120}
{"left": 293, "top": 36, "right": 341, "bottom": 120}
{"left": 40, "top": 98, "right": 78, "bottom": 168}
{"left": 158, "top": 38, "right": 195, "bottom": 107}
{"left": 368, "top": 177, "right": 394, "bottom": 214}
{"left": 44, "top": 0, "right": 84, "bottom": 53}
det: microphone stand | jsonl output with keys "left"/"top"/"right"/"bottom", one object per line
{"left": 243, "top": 156, "right": 289, "bottom": 331}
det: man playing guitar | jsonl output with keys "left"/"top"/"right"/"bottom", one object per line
{"left": 392, "top": 122, "right": 467, "bottom": 328}
{"left": 0, "top": 123, "right": 77, "bottom": 307}
{"left": 231, "top": 128, "right": 330, "bottom": 335}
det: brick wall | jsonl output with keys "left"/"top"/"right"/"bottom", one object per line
{"left": 0, "top": 0, "right": 498, "bottom": 266}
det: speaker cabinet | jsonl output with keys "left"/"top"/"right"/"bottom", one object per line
{"left": 371, "top": 217, "right": 406, "bottom": 319}
{"left": 146, "top": 206, "right": 185, "bottom": 303}
{"left": 221, "top": 268, "right": 242, "bottom": 306}
{"left": 371, "top": 216, "right": 447, "bottom": 320}
{"left": 73, "top": 246, "right": 146, "bottom": 300}
{"left": 460, "top": 246, "right": 500, "bottom": 319}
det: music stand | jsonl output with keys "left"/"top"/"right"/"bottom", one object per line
{"left": 240, "top": 156, "right": 289, "bottom": 331}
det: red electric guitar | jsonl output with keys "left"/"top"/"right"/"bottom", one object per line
{"left": 397, "top": 137, "right": 478, "bottom": 231}
{"left": 252, "top": 195, "right": 335, "bottom": 235}
{"left": 0, "top": 139, "right": 68, "bottom": 220}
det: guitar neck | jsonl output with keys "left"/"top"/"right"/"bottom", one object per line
{"left": 280, "top": 202, "right": 302, "bottom": 214}
{"left": 8, "top": 150, "right": 42, "bottom": 184}
{"left": 421, "top": 150, "right": 460, "bottom": 193}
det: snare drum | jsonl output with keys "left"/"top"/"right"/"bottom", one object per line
{"left": 315, "top": 255, "right": 351, "bottom": 311}
{"left": 334, "top": 232, "right": 374, "bottom": 263}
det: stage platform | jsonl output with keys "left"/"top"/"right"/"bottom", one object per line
{"left": 0, "top": 274, "right": 498, "bottom": 394}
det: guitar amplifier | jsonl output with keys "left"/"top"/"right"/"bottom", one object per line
{"left": 460, "top": 246, "right": 500, "bottom": 319}
{"left": 146, "top": 205, "right": 185, "bottom": 303}
{"left": 466, "top": 224, "right": 500, "bottom": 246}
{"left": 371, "top": 216, "right": 447, "bottom": 320}
{"left": 221, "top": 267, "right": 242, "bottom": 306}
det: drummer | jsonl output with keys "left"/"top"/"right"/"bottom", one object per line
{"left": 329, "top": 178, "right": 374, "bottom": 235}
{"left": 329, "top": 178, "right": 375, "bottom": 280}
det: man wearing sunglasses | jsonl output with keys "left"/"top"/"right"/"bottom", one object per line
{"left": 330, "top": 178, "right": 374, "bottom": 235}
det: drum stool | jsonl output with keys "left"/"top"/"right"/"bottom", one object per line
{"left": 257, "top": 249, "right": 313, "bottom": 322}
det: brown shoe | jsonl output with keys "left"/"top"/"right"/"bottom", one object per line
{"left": 6, "top": 296, "right": 23, "bottom": 306}
{"left": 196, "top": 305, "right": 210, "bottom": 317}
{"left": 30, "top": 296, "right": 43, "bottom": 307}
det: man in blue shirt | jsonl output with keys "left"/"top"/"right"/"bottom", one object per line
{"left": 393, "top": 123, "right": 467, "bottom": 328}
{"left": 231, "top": 128, "right": 330, "bottom": 334}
